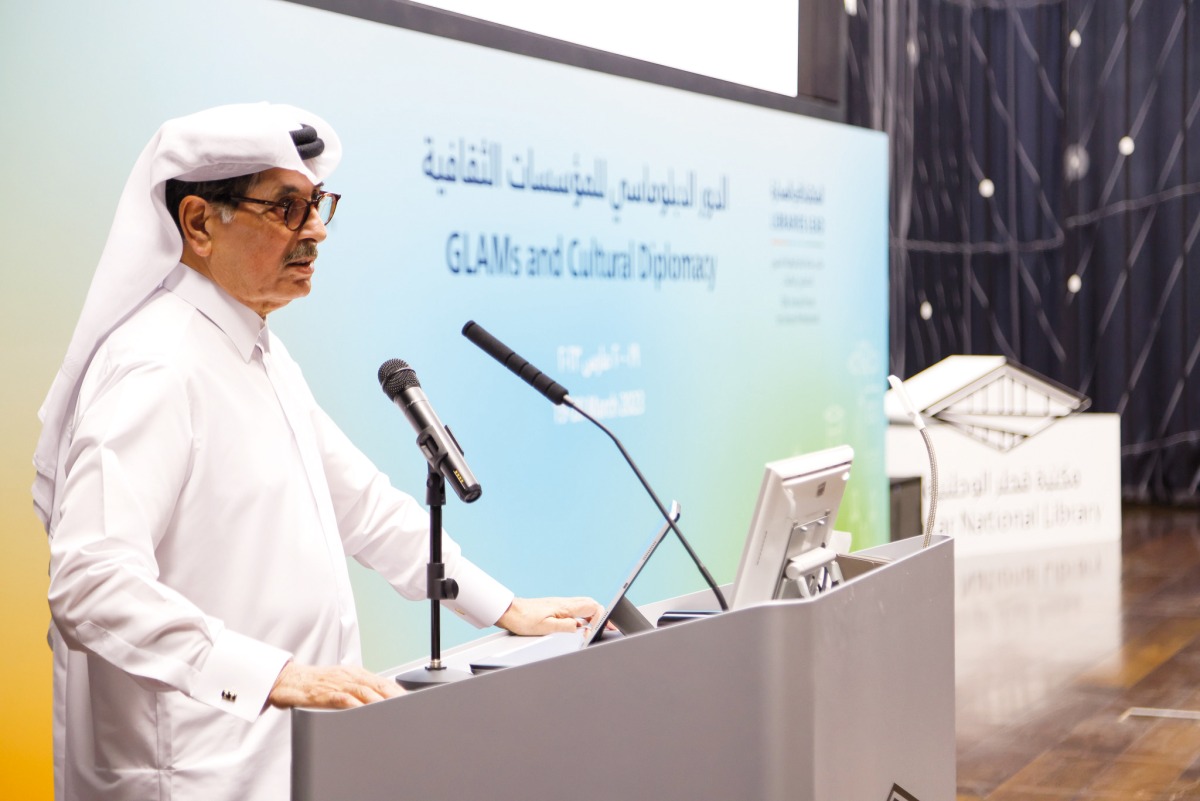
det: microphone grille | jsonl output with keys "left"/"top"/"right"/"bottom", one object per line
{"left": 378, "top": 358, "right": 421, "bottom": 400}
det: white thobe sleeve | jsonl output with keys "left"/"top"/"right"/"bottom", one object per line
{"left": 311, "top": 407, "right": 515, "bottom": 629}
{"left": 47, "top": 354, "right": 291, "bottom": 723}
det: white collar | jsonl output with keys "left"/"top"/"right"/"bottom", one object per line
{"left": 163, "top": 263, "right": 267, "bottom": 364}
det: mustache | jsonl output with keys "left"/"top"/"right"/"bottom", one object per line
{"left": 285, "top": 242, "right": 319, "bottom": 263}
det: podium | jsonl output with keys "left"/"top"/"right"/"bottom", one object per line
{"left": 291, "top": 535, "right": 955, "bottom": 801}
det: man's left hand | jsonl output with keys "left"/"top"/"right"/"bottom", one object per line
{"left": 496, "top": 596, "right": 604, "bottom": 636}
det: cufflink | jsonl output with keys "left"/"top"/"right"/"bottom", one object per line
{"left": 221, "top": 690, "right": 238, "bottom": 703}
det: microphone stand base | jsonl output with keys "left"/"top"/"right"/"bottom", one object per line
{"left": 394, "top": 664, "right": 473, "bottom": 691}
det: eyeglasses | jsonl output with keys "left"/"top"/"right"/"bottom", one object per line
{"left": 225, "top": 191, "right": 341, "bottom": 231}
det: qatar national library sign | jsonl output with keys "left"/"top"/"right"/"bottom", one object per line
{"left": 885, "top": 356, "right": 1120, "bottom": 554}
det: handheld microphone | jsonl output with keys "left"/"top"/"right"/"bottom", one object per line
{"left": 461, "top": 321, "right": 728, "bottom": 611}
{"left": 378, "top": 359, "right": 482, "bottom": 503}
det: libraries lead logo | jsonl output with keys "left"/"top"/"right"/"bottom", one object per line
{"left": 887, "top": 784, "right": 920, "bottom": 801}
{"left": 884, "top": 355, "right": 1089, "bottom": 452}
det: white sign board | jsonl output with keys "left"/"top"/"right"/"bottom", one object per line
{"left": 887, "top": 413, "right": 1121, "bottom": 553}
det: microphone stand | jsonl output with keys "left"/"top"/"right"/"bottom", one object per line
{"left": 394, "top": 464, "right": 473, "bottom": 690}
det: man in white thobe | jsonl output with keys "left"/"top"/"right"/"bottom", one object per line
{"left": 35, "top": 103, "right": 601, "bottom": 801}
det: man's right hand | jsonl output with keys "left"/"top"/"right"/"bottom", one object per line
{"left": 267, "top": 662, "right": 405, "bottom": 709}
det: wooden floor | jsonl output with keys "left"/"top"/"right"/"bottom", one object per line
{"left": 956, "top": 504, "right": 1200, "bottom": 800}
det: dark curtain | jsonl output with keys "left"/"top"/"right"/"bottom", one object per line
{"left": 847, "top": 0, "right": 1200, "bottom": 503}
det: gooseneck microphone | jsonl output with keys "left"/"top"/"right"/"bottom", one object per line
{"left": 378, "top": 359, "right": 482, "bottom": 503}
{"left": 461, "top": 321, "right": 728, "bottom": 611}
{"left": 888, "top": 374, "right": 938, "bottom": 549}
{"left": 462, "top": 321, "right": 569, "bottom": 405}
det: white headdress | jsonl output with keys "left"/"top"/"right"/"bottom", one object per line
{"left": 32, "top": 102, "right": 342, "bottom": 531}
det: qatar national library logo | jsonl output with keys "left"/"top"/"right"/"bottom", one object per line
{"left": 884, "top": 355, "right": 1089, "bottom": 453}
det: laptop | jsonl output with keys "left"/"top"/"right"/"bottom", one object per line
{"left": 469, "top": 501, "right": 682, "bottom": 673}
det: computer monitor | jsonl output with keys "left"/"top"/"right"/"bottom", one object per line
{"left": 730, "top": 445, "right": 854, "bottom": 609}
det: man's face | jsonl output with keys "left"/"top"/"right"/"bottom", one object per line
{"left": 204, "top": 167, "right": 328, "bottom": 317}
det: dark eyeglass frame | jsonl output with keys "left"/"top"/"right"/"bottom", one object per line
{"left": 225, "top": 191, "right": 341, "bottom": 231}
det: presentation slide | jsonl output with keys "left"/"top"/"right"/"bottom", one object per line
{"left": 414, "top": 0, "right": 802, "bottom": 95}
{"left": 3, "top": 0, "right": 888, "bottom": 677}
